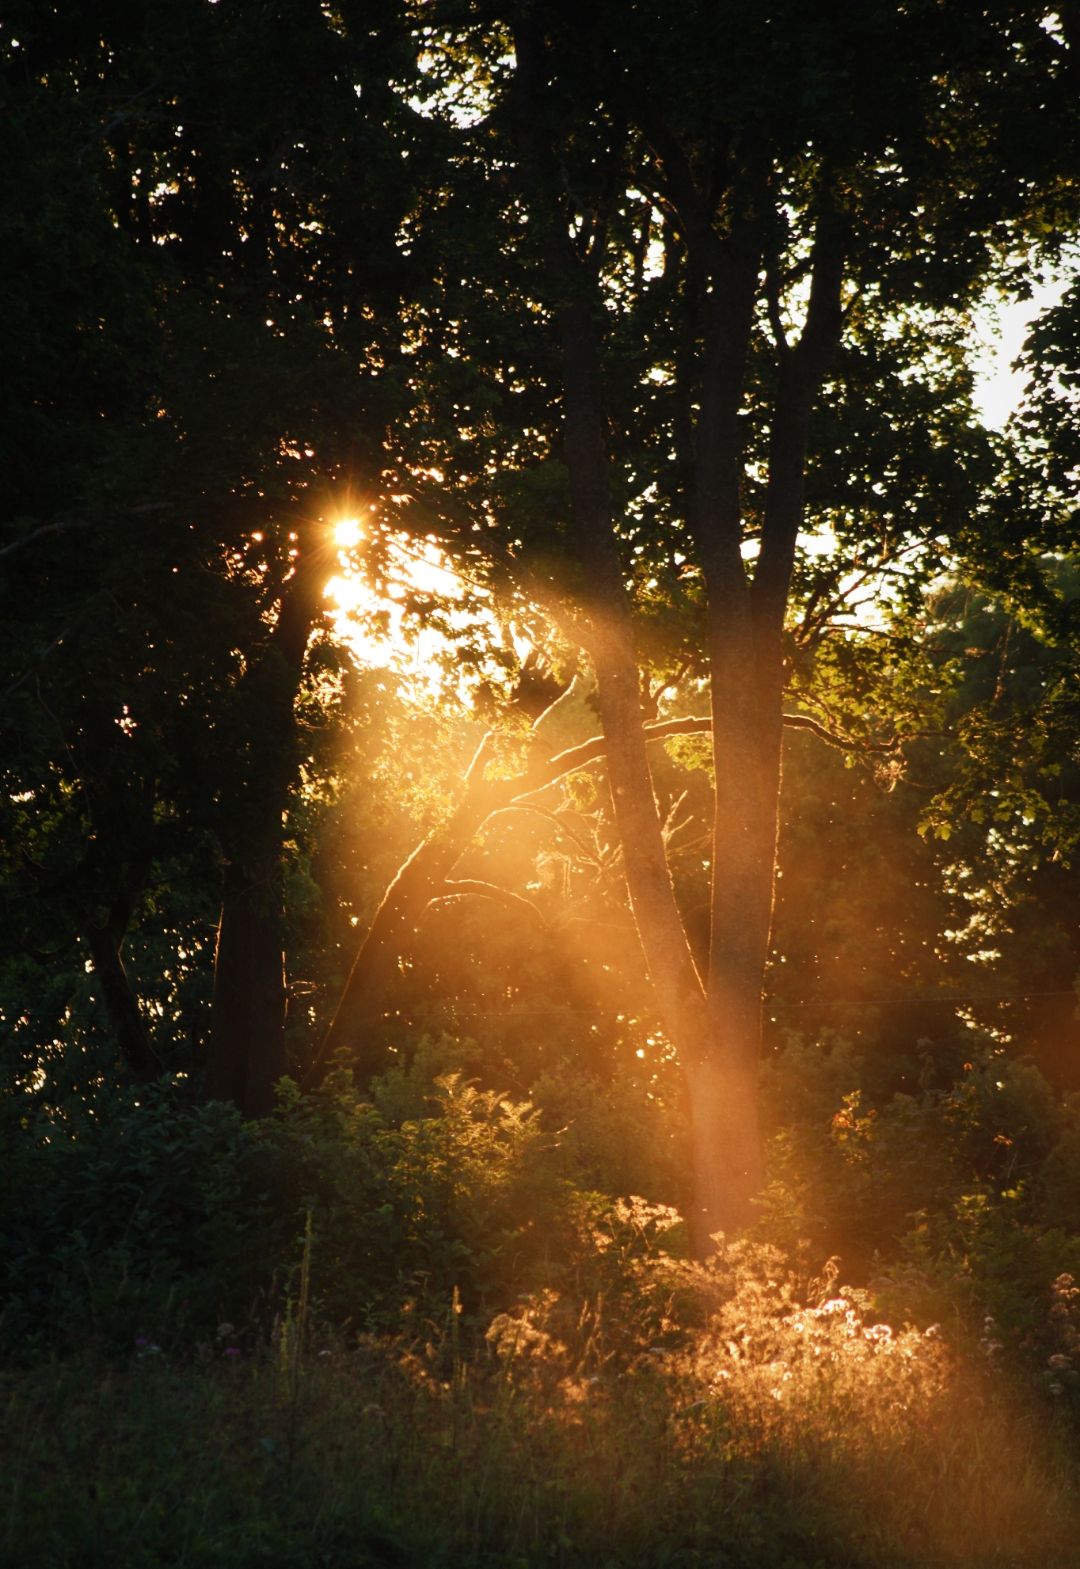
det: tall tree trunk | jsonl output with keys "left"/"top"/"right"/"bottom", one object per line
{"left": 206, "top": 764, "right": 294, "bottom": 1115}
{"left": 557, "top": 288, "right": 760, "bottom": 1245}
{"left": 509, "top": 22, "right": 848, "bottom": 1250}
{"left": 698, "top": 586, "right": 783, "bottom": 1245}
{"left": 205, "top": 858, "right": 287, "bottom": 1115}
{"left": 685, "top": 1043, "right": 763, "bottom": 1256}
{"left": 510, "top": 17, "right": 765, "bottom": 1250}
{"left": 203, "top": 522, "right": 328, "bottom": 1114}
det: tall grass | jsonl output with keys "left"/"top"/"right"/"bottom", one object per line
{"left": 6, "top": 1057, "right": 1080, "bottom": 1565}
{"left": 4, "top": 1236, "right": 1077, "bottom": 1569}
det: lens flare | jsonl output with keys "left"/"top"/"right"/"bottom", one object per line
{"left": 334, "top": 517, "right": 363, "bottom": 549}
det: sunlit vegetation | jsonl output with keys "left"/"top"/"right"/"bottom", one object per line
{"left": 3, "top": 2, "right": 1080, "bottom": 1565}
{"left": 5, "top": 1063, "right": 1080, "bottom": 1566}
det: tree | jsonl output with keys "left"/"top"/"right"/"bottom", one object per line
{"left": 376, "top": 0, "right": 1077, "bottom": 1249}
{"left": 1, "top": 0, "right": 438, "bottom": 1113}
{"left": 4, "top": 1, "right": 1075, "bottom": 1241}
{"left": 910, "top": 568, "right": 1080, "bottom": 1090}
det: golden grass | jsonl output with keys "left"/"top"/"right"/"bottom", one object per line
{"left": 3, "top": 1239, "right": 1077, "bottom": 1567}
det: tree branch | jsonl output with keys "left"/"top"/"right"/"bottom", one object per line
{"left": 486, "top": 802, "right": 601, "bottom": 865}
{"left": 0, "top": 519, "right": 84, "bottom": 561}
{"left": 781, "top": 712, "right": 897, "bottom": 754}
{"left": 427, "top": 879, "right": 546, "bottom": 925}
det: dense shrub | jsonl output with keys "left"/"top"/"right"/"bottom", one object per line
{"left": 0, "top": 1067, "right": 570, "bottom": 1357}
{"left": 5, "top": 1031, "right": 1080, "bottom": 1564}
{"left": 1, "top": 1083, "right": 260, "bottom": 1354}
{"left": 758, "top": 1033, "right": 1080, "bottom": 1413}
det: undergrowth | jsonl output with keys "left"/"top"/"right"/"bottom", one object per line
{"left": 4, "top": 1042, "right": 1080, "bottom": 1566}
{"left": 3, "top": 1225, "right": 1079, "bottom": 1568}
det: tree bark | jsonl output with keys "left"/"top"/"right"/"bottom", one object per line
{"left": 685, "top": 1041, "right": 763, "bottom": 1255}
{"left": 82, "top": 894, "right": 155, "bottom": 1079}
{"left": 205, "top": 858, "right": 287, "bottom": 1115}
{"left": 204, "top": 519, "right": 329, "bottom": 1114}
{"left": 507, "top": 24, "right": 850, "bottom": 1250}
{"left": 508, "top": 19, "right": 770, "bottom": 1249}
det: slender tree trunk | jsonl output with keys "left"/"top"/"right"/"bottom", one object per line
{"left": 82, "top": 899, "right": 154, "bottom": 1079}
{"left": 685, "top": 205, "right": 843, "bottom": 1249}
{"left": 504, "top": 19, "right": 849, "bottom": 1252}
{"left": 206, "top": 784, "right": 293, "bottom": 1115}
{"left": 510, "top": 21, "right": 761, "bottom": 1248}
{"left": 685, "top": 1042, "right": 763, "bottom": 1255}
{"left": 592, "top": 620, "right": 768, "bottom": 1248}
{"left": 696, "top": 665, "right": 782, "bottom": 1243}
{"left": 558, "top": 298, "right": 764, "bottom": 1244}
{"left": 316, "top": 747, "right": 513, "bottom": 1081}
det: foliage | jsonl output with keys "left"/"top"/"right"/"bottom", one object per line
{"left": 3, "top": 1237, "right": 1079, "bottom": 1569}
{"left": 0, "top": 1068, "right": 569, "bottom": 1357}
{"left": 2, "top": 4, "right": 1080, "bottom": 1562}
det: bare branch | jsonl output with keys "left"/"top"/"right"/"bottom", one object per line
{"left": 661, "top": 789, "right": 690, "bottom": 842}
{"left": 465, "top": 731, "right": 496, "bottom": 785}
{"left": 644, "top": 656, "right": 694, "bottom": 720}
{"left": 487, "top": 802, "right": 601, "bottom": 864}
{"left": 0, "top": 520, "right": 85, "bottom": 562}
{"left": 530, "top": 713, "right": 712, "bottom": 789}
{"left": 427, "top": 879, "right": 547, "bottom": 926}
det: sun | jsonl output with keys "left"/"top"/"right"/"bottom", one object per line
{"left": 333, "top": 516, "right": 364, "bottom": 550}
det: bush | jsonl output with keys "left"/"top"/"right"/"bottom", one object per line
{"left": 0, "top": 1082, "right": 262, "bottom": 1354}
{"left": 0, "top": 1067, "right": 574, "bottom": 1358}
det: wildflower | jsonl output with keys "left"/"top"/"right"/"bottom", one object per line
{"left": 1047, "top": 1353, "right": 1072, "bottom": 1371}
{"left": 817, "top": 1298, "right": 848, "bottom": 1317}
{"left": 224, "top": 1346, "right": 242, "bottom": 1358}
